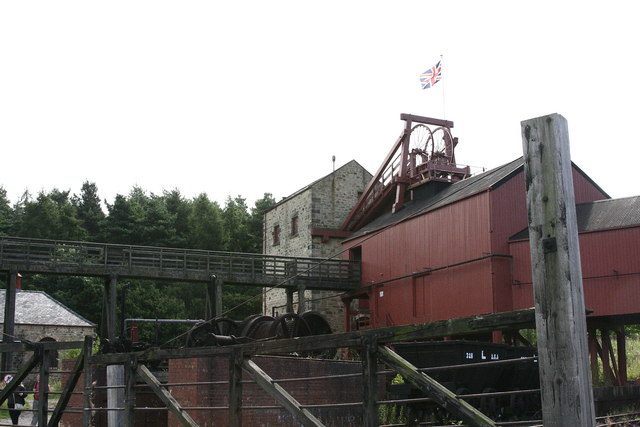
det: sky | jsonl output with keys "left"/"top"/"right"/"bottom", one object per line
{"left": 1, "top": 1, "right": 638, "bottom": 209}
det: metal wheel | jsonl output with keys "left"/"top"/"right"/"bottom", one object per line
{"left": 211, "top": 317, "right": 240, "bottom": 336}
{"left": 239, "top": 314, "right": 276, "bottom": 340}
{"left": 268, "top": 313, "right": 312, "bottom": 339}
{"left": 409, "top": 124, "right": 454, "bottom": 166}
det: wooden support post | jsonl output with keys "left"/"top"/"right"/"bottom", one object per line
{"left": 616, "top": 328, "right": 627, "bottom": 384}
{"left": 521, "top": 114, "right": 595, "bottom": 426}
{"left": 297, "top": 284, "right": 306, "bottom": 314}
{"left": 377, "top": 345, "right": 496, "bottom": 427}
{"left": 206, "top": 274, "right": 221, "bottom": 320}
{"left": 137, "top": 364, "right": 198, "bottom": 427}
{"left": 2, "top": 269, "right": 18, "bottom": 374}
{"left": 83, "top": 336, "right": 94, "bottom": 427}
{"left": 229, "top": 348, "right": 243, "bottom": 427}
{"left": 38, "top": 349, "right": 51, "bottom": 427}
{"left": 601, "top": 330, "right": 620, "bottom": 385}
{"left": 588, "top": 329, "right": 600, "bottom": 384}
{"left": 123, "top": 355, "right": 137, "bottom": 427}
{"left": 109, "top": 275, "right": 118, "bottom": 340}
{"left": 215, "top": 278, "right": 223, "bottom": 318}
{"left": 242, "top": 358, "right": 324, "bottom": 427}
{"left": 286, "top": 289, "right": 294, "bottom": 314}
{"left": 361, "top": 337, "right": 378, "bottom": 427}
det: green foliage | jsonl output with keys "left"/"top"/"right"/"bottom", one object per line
{"left": 73, "top": 181, "right": 106, "bottom": 241}
{"left": 1, "top": 183, "right": 273, "bottom": 346}
{"left": 0, "top": 187, "right": 13, "bottom": 235}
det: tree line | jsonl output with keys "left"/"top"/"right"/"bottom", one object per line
{"left": 0, "top": 182, "right": 277, "bottom": 345}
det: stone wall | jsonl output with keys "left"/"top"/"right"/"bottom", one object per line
{"left": 262, "top": 161, "right": 371, "bottom": 333}
{"left": 1, "top": 324, "right": 95, "bottom": 374}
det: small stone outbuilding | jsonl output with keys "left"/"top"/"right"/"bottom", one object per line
{"left": 0, "top": 289, "right": 96, "bottom": 370}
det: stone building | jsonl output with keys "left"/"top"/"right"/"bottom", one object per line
{"left": 262, "top": 160, "right": 372, "bottom": 333}
{"left": 0, "top": 289, "right": 96, "bottom": 369}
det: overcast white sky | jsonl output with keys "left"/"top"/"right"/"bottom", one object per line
{"left": 1, "top": 1, "right": 638, "bottom": 209}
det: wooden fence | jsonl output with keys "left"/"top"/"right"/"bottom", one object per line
{"left": 0, "top": 308, "right": 546, "bottom": 427}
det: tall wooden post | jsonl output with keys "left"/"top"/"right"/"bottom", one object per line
{"left": 83, "top": 336, "right": 94, "bottom": 427}
{"left": 38, "top": 348, "right": 51, "bottom": 427}
{"left": 361, "top": 337, "right": 378, "bottom": 427}
{"left": 2, "top": 269, "right": 18, "bottom": 374}
{"left": 229, "top": 348, "right": 243, "bottom": 427}
{"left": 297, "top": 284, "right": 306, "bottom": 314}
{"left": 521, "top": 113, "right": 596, "bottom": 426}
{"left": 124, "top": 355, "right": 137, "bottom": 427}
{"left": 205, "top": 274, "right": 223, "bottom": 320}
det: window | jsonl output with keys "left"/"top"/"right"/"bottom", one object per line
{"left": 273, "top": 224, "right": 280, "bottom": 245}
{"left": 291, "top": 215, "right": 298, "bottom": 236}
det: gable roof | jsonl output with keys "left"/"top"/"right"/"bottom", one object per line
{"left": 510, "top": 195, "right": 640, "bottom": 240}
{"left": 0, "top": 290, "right": 95, "bottom": 327}
{"left": 345, "top": 158, "right": 525, "bottom": 240}
{"left": 265, "top": 160, "right": 371, "bottom": 213}
{"left": 345, "top": 157, "right": 611, "bottom": 240}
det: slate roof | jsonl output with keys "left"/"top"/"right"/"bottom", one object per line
{"left": 0, "top": 290, "right": 95, "bottom": 327}
{"left": 346, "top": 157, "right": 614, "bottom": 241}
{"left": 510, "top": 195, "right": 640, "bottom": 240}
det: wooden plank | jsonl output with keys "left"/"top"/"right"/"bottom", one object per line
{"left": 1, "top": 269, "right": 17, "bottom": 374}
{"left": 242, "top": 358, "right": 324, "bottom": 427}
{"left": 521, "top": 114, "right": 595, "bottom": 427}
{"left": 0, "top": 341, "right": 84, "bottom": 352}
{"left": 48, "top": 345, "right": 85, "bottom": 427}
{"left": 377, "top": 345, "right": 495, "bottom": 427}
{"left": 229, "top": 348, "right": 243, "bottom": 427}
{"left": 361, "top": 337, "right": 378, "bottom": 427}
{"left": 38, "top": 349, "right": 51, "bottom": 427}
{"left": 136, "top": 363, "right": 199, "bottom": 427}
{"left": 124, "top": 355, "right": 137, "bottom": 427}
{"left": 82, "top": 337, "right": 94, "bottom": 427}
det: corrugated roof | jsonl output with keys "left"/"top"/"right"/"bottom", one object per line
{"left": 346, "top": 157, "right": 524, "bottom": 239}
{"left": 0, "top": 290, "right": 95, "bottom": 327}
{"left": 511, "top": 196, "right": 640, "bottom": 240}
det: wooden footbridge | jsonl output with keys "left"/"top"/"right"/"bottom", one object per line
{"left": 0, "top": 235, "right": 360, "bottom": 346}
{"left": 0, "top": 236, "right": 359, "bottom": 289}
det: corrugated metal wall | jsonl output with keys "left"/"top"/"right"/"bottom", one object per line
{"left": 344, "top": 163, "right": 618, "bottom": 331}
{"left": 348, "top": 192, "right": 495, "bottom": 328}
{"left": 511, "top": 227, "right": 640, "bottom": 317}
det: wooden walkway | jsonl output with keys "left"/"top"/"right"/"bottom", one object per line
{"left": 0, "top": 236, "right": 359, "bottom": 290}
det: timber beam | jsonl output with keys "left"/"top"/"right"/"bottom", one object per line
{"left": 243, "top": 358, "right": 324, "bottom": 427}
{"left": 91, "top": 308, "right": 535, "bottom": 364}
{"left": 137, "top": 364, "right": 198, "bottom": 427}
{"left": 378, "top": 345, "right": 495, "bottom": 427}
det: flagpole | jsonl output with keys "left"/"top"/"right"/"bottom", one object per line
{"left": 440, "top": 54, "right": 446, "bottom": 120}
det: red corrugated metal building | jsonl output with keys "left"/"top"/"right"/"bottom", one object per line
{"left": 340, "top": 115, "right": 639, "bottom": 384}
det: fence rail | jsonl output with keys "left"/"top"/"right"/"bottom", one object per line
{"left": 0, "top": 236, "right": 359, "bottom": 290}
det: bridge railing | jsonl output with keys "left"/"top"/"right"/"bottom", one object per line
{"left": 0, "top": 236, "right": 360, "bottom": 286}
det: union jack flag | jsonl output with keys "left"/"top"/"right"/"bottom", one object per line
{"left": 420, "top": 61, "right": 442, "bottom": 89}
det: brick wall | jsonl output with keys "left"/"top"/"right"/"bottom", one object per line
{"left": 168, "top": 355, "right": 377, "bottom": 427}
{"left": 59, "top": 358, "right": 168, "bottom": 427}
